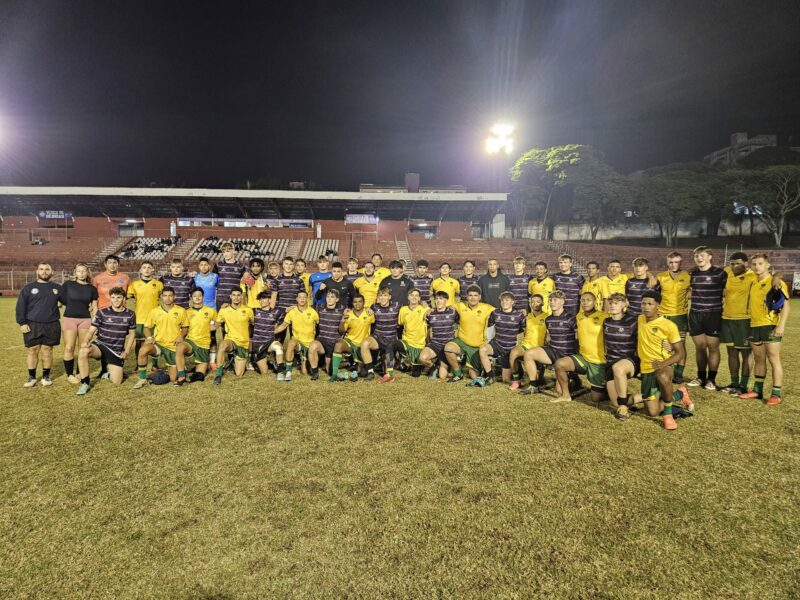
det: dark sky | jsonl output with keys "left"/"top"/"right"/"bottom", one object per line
{"left": 1, "top": 0, "right": 799, "bottom": 190}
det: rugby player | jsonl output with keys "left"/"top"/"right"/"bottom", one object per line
{"left": 720, "top": 252, "right": 756, "bottom": 394}
{"left": 16, "top": 263, "right": 62, "bottom": 387}
{"left": 93, "top": 254, "right": 130, "bottom": 310}
{"left": 552, "top": 254, "right": 584, "bottom": 316}
{"left": 656, "top": 252, "right": 691, "bottom": 382}
{"left": 430, "top": 262, "right": 460, "bottom": 308}
{"left": 134, "top": 287, "right": 189, "bottom": 388}
{"left": 361, "top": 287, "right": 403, "bottom": 382}
{"left": 353, "top": 261, "right": 381, "bottom": 308}
{"left": 478, "top": 258, "right": 511, "bottom": 309}
{"left": 332, "top": 294, "right": 374, "bottom": 382}
{"left": 274, "top": 290, "right": 319, "bottom": 381}
{"left": 508, "top": 294, "right": 547, "bottom": 390}
{"left": 420, "top": 291, "right": 459, "bottom": 380}
{"left": 444, "top": 285, "right": 495, "bottom": 382}
{"left": 528, "top": 261, "right": 555, "bottom": 314}
{"left": 457, "top": 260, "right": 479, "bottom": 301}
{"left": 161, "top": 258, "right": 192, "bottom": 308}
{"left": 687, "top": 246, "right": 727, "bottom": 390}
{"left": 397, "top": 288, "right": 429, "bottom": 377}
{"left": 508, "top": 256, "right": 532, "bottom": 313}
{"left": 580, "top": 261, "right": 607, "bottom": 310}
{"left": 599, "top": 259, "right": 627, "bottom": 310}
{"left": 250, "top": 290, "right": 286, "bottom": 380}
{"left": 128, "top": 261, "right": 163, "bottom": 360}
{"left": 193, "top": 257, "right": 219, "bottom": 308}
{"left": 313, "top": 289, "right": 346, "bottom": 379}
{"left": 213, "top": 242, "right": 245, "bottom": 309}
{"left": 472, "top": 291, "right": 524, "bottom": 387}
{"left": 174, "top": 288, "right": 217, "bottom": 385}
{"left": 624, "top": 257, "right": 660, "bottom": 317}
{"left": 409, "top": 260, "right": 433, "bottom": 305}
{"left": 241, "top": 258, "right": 269, "bottom": 309}
{"left": 213, "top": 288, "right": 254, "bottom": 383}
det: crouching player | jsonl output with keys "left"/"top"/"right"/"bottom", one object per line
{"left": 174, "top": 288, "right": 217, "bottom": 385}
{"left": 274, "top": 290, "right": 319, "bottom": 381}
{"left": 331, "top": 294, "right": 374, "bottom": 382}
{"left": 508, "top": 294, "right": 547, "bottom": 390}
{"left": 603, "top": 293, "right": 641, "bottom": 419}
{"left": 251, "top": 291, "right": 286, "bottom": 380}
{"left": 213, "top": 288, "right": 254, "bottom": 384}
{"left": 76, "top": 287, "right": 136, "bottom": 395}
{"left": 443, "top": 285, "right": 495, "bottom": 383}
{"left": 315, "top": 289, "right": 346, "bottom": 379}
{"left": 420, "top": 291, "right": 459, "bottom": 380}
{"left": 134, "top": 287, "right": 189, "bottom": 388}
{"left": 361, "top": 288, "right": 402, "bottom": 383}
{"left": 472, "top": 291, "right": 524, "bottom": 387}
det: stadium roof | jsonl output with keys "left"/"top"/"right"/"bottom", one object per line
{"left": 0, "top": 186, "right": 508, "bottom": 221}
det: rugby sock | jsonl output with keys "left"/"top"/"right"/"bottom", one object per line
{"left": 81, "top": 376, "right": 90, "bottom": 385}
{"left": 99, "top": 355, "right": 107, "bottom": 376}
{"left": 511, "top": 372, "right": 521, "bottom": 381}
{"left": 673, "top": 389, "right": 684, "bottom": 402}
{"left": 771, "top": 386, "right": 782, "bottom": 398}
{"left": 64, "top": 359, "right": 74, "bottom": 376}
{"left": 138, "top": 365, "right": 147, "bottom": 380}
{"left": 730, "top": 374, "right": 739, "bottom": 387}
{"left": 740, "top": 375, "right": 750, "bottom": 390}
{"left": 708, "top": 370, "right": 718, "bottom": 384}
{"left": 332, "top": 353, "right": 343, "bottom": 377}
{"left": 387, "top": 368, "right": 395, "bottom": 377}
{"left": 285, "top": 363, "right": 293, "bottom": 373}
{"left": 177, "top": 370, "right": 186, "bottom": 379}
{"left": 697, "top": 369, "right": 706, "bottom": 383}
{"left": 215, "top": 365, "right": 224, "bottom": 377}
{"left": 754, "top": 376, "right": 765, "bottom": 397}
{"left": 364, "top": 361, "right": 374, "bottom": 373}
{"left": 150, "top": 357, "right": 159, "bottom": 369}
{"left": 454, "top": 369, "right": 463, "bottom": 377}
{"left": 42, "top": 368, "right": 51, "bottom": 379}
{"left": 310, "top": 367, "right": 319, "bottom": 375}
{"left": 621, "top": 395, "right": 630, "bottom": 407}
{"left": 662, "top": 400, "right": 673, "bottom": 416}
{"left": 28, "top": 368, "right": 36, "bottom": 379}
{"left": 674, "top": 364, "right": 685, "bottom": 379}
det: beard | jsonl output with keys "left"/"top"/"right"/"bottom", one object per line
{"left": 39, "top": 273, "right": 52, "bottom": 282}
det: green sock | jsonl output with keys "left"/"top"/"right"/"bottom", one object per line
{"left": 673, "top": 390, "right": 683, "bottom": 402}
{"left": 771, "top": 386, "right": 781, "bottom": 398}
{"left": 178, "top": 370, "right": 185, "bottom": 379}
{"left": 740, "top": 375, "right": 750, "bottom": 390}
{"left": 454, "top": 369, "right": 462, "bottom": 377}
{"left": 331, "top": 353, "right": 342, "bottom": 378}
{"left": 285, "top": 364, "right": 293, "bottom": 373}
{"left": 754, "top": 377, "right": 765, "bottom": 396}
{"left": 662, "top": 401, "right": 673, "bottom": 416}
{"left": 150, "top": 356, "right": 159, "bottom": 369}
{"left": 511, "top": 372, "right": 521, "bottom": 381}
{"left": 388, "top": 368, "right": 394, "bottom": 376}
{"left": 674, "top": 364, "right": 685, "bottom": 378}
{"left": 138, "top": 367, "right": 147, "bottom": 380}
{"left": 730, "top": 374, "right": 739, "bottom": 387}
{"left": 215, "top": 365, "right": 224, "bottom": 377}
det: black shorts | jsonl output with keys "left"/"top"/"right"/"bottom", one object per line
{"left": 376, "top": 336, "right": 402, "bottom": 355}
{"left": 93, "top": 341, "right": 125, "bottom": 368}
{"left": 541, "top": 345, "right": 564, "bottom": 365}
{"left": 605, "top": 356, "right": 640, "bottom": 380}
{"left": 426, "top": 341, "right": 447, "bottom": 365}
{"left": 252, "top": 342, "right": 278, "bottom": 362}
{"left": 489, "top": 339, "right": 513, "bottom": 369}
{"left": 23, "top": 320, "right": 61, "bottom": 348}
{"left": 689, "top": 311, "right": 722, "bottom": 337}
{"left": 320, "top": 339, "right": 337, "bottom": 357}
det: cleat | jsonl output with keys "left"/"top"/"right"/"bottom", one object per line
{"left": 378, "top": 374, "right": 395, "bottom": 384}
{"left": 672, "top": 405, "right": 693, "bottom": 419}
{"left": 508, "top": 380, "right": 521, "bottom": 390}
{"left": 446, "top": 375, "right": 464, "bottom": 383}
{"left": 23, "top": 377, "right": 37, "bottom": 388}
{"left": 132, "top": 378, "right": 149, "bottom": 389}
{"left": 677, "top": 385, "right": 694, "bottom": 413}
{"left": 310, "top": 371, "right": 319, "bottom": 381}
{"left": 671, "top": 374, "right": 686, "bottom": 385}
{"left": 67, "top": 374, "right": 80, "bottom": 385}
{"left": 686, "top": 377, "right": 703, "bottom": 387}
{"left": 765, "top": 395, "right": 782, "bottom": 406}
{"left": 467, "top": 377, "right": 486, "bottom": 388}
{"left": 364, "top": 372, "right": 375, "bottom": 381}
{"left": 100, "top": 372, "right": 110, "bottom": 380}
{"left": 276, "top": 372, "right": 286, "bottom": 382}
{"left": 76, "top": 383, "right": 90, "bottom": 396}
{"left": 615, "top": 405, "right": 629, "bottom": 421}
{"left": 703, "top": 380, "right": 719, "bottom": 391}
{"left": 428, "top": 370, "right": 438, "bottom": 380}
{"left": 173, "top": 377, "right": 186, "bottom": 387}
{"left": 662, "top": 414, "right": 678, "bottom": 430}
{"left": 738, "top": 390, "right": 762, "bottom": 400}
{"left": 349, "top": 371, "right": 359, "bottom": 382}
{"left": 213, "top": 376, "right": 222, "bottom": 385}
{"left": 719, "top": 385, "right": 739, "bottom": 394}
{"left": 327, "top": 376, "right": 339, "bottom": 384}
{"left": 283, "top": 372, "right": 293, "bottom": 382}
{"left": 518, "top": 385, "right": 539, "bottom": 395}
{"left": 40, "top": 377, "right": 53, "bottom": 387}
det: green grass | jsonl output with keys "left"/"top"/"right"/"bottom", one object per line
{"left": 1, "top": 298, "right": 799, "bottom": 598}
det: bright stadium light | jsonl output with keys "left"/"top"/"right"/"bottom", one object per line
{"left": 485, "top": 123, "right": 515, "bottom": 155}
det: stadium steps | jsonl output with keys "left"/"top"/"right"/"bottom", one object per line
{"left": 170, "top": 238, "right": 198, "bottom": 262}
{"left": 285, "top": 239, "right": 303, "bottom": 259}
{"left": 396, "top": 240, "right": 414, "bottom": 274}
{"left": 89, "top": 237, "right": 133, "bottom": 268}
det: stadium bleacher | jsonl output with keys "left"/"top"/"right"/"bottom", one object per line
{"left": 186, "top": 237, "right": 291, "bottom": 264}
{"left": 301, "top": 239, "right": 340, "bottom": 262}
{"left": 119, "top": 237, "right": 179, "bottom": 262}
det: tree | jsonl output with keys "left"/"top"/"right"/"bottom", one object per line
{"left": 745, "top": 166, "right": 800, "bottom": 247}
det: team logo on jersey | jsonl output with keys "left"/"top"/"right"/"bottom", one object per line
{"left": 651, "top": 327, "right": 659, "bottom": 333}
{"left": 31, "top": 287, "right": 39, "bottom": 294}
{"left": 53, "top": 288, "right": 59, "bottom": 294}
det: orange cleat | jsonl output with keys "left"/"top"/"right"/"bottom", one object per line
{"left": 662, "top": 414, "right": 678, "bottom": 430}
{"left": 765, "top": 395, "right": 782, "bottom": 406}
{"left": 677, "top": 385, "right": 694, "bottom": 412}
{"left": 378, "top": 374, "right": 395, "bottom": 384}
{"left": 738, "top": 390, "right": 762, "bottom": 400}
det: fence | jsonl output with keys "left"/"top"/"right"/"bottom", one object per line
{"left": 0, "top": 271, "right": 141, "bottom": 294}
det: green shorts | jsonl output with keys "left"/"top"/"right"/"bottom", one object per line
{"left": 570, "top": 354, "right": 606, "bottom": 390}
{"left": 227, "top": 340, "right": 250, "bottom": 360}
{"left": 187, "top": 339, "right": 210, "bottom": 364}
{"left": 749, "top": 325, "right": 781, "bottom": 344}
{"left": 345, "top": 339, "right": 363, "bottom": 363}
{"left": 665, "top": 314, "right": 688, "bottom": 334}
{"left": 721, "top": 318, "right": 751, "bottom": 348}
{"left": 155, "top": 343, "right": 177, "bottom": 367}
{"left": 401, "top": 341, "right": 423, "bottom": 365}
{"left": 640, "top": 371, "right": 661, "bottom": 401}
{"left": 453, "top": 338, "right": 482, "bottom": 372}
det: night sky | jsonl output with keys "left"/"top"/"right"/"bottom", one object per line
{"left": 1, "top": 0, "right": 799, "bottom": 190}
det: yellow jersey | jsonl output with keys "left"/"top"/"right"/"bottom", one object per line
{"left": 297, "top": 272, "right": 311, "bottom": 295}
{"left": 354, "top": 276, "right": 381, "bottom": 308}
{"left": 145, "top": 304, "right": 189, "bottom": 351}
{"left": 343, "top": 309, "right": 374, "bottom": 345}
{"left": 528, "top": 277, "right": 556, "bottom": 313}
{"left": 430, "top": 276, "right": 461, "bottom": 307}
{"left": 398, "top": 304, "right": 428, "bottom": 348}
{"left": 637, "top": 315, "right": 681, "bottom": 374}
{"left": 576, "top": 310, "right": 608, "bottom": 364}
{"left": 602, "top": 273, "right": 628, "bottom": 297}
{"left": 522, "top": 311, "right": 547, "bottom": 347}
{"left": 241, "top": 275, "right": 270, "bottom": 309}
{"left": 217, "top": 305, "right": 254, "bottom": 347}
{"left": 656, "top": 271, "right": 691, "bottom": 316}
{"left": 373, "top": 267, "right": 391, "bottom": 283}
{"left": 128, "top": 278, "right": 164, "bottom": 324}
{"left": 455, "top": 301, "right": 495, "bottom": 347}
{"left": 187, "top": 305, "right": 217, "bottom": 349}
{"left": 283, "top": 306, "right": 319, "bottom": 346}
{"left": 722, "top": 268, "right": 756, "bottom": 320}
{"left": 581, "top": 277, "right": 607, "bottom": 309}
{"left": 749, "top": 276, "right": 788, "bottom": 327}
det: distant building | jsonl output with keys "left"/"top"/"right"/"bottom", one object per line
{"left": 704, "top": 132, "right": 778, "bottom": 166}
{"left": 359, "top": 173, "right": 467, "bottom": 194}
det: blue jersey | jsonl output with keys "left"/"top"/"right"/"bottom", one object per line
{"left": 193, "top": 272, "right": 219, "bottom": 307}
{"left": 309, "top": 271, "right": 331, "bottom": 306}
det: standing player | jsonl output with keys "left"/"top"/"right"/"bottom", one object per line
{"left": 624, "top": 257, "right": 660, "bottom": 317}
{"left": 173, "top": 288, "right": 217, "bottom": 385}
{"left": 443, "top": 286, "right": 495, "bottom": 382}
{"left": 478, "top": 258, "right": 511, "bottom": 309}
{"left": 370, "top": 253, "right": 391, "bottom": 282}
{"left": 92, "top": 255, "right": 130, "bottom": 310}
{"left": 553, "top": 292, "right": 608, "bottom": 403}
{"left": 76, "top": 287, "right": 136, "bottom": 395}
{"left": 687, "top": 246, "right": 727, "bottom": 390}
{"left": 739, "top": 254, "right": 790, "bottom": 405}
{"left": 160, "top": 259, "right": 193, "bottom": 308}
{"left": 316, "top": 261, "right": 355, "bottom": 308}
{"left": 265, "top": 261, "right": 281, "bottom": 290}
{"left": 274, "top": 290, "right": 320, "bottom": 381}
{"left": 508, "top": 256, "right": 532, "bottom": 313}
{"left": 458, "top": 260, "right": 479, "bottom": 302}
{"left": 16, "top": 262, "right": 62, "bottom": 387}
{"left": 361, "top": 287, "right": 403, "bottom": 382}
{"left": 241, "top": 258, "right": 269, "bottom": 309}
{"left": 213, "top": 242, "right": 245, "bottom": 309}
{"left": 353, "top": 262, "right": 381, "bottom": 308}
{"left": 250, "top": 291, "right": 286, "bottom": 380}
{"left": 309, "top": 255, "right": 331, "bottom": 306}
{"left": 397, "top": 288, "right": 429, "bottom": 377}
{"left": 193, "top": 257, "right": 220, "bottom": 308}
{"left": 128, "top": 261, "right": 164, "bottom": 372}
{"left": 213, "top": 288, "right": 254, "bottom": 383}
{"left": 272, "top": 256, "right": 304, "bottom": 313}
{"left": 656, "top": 252, "right": 691, "bottom": 383}
{"left": 528, "top": 261, "right": 556, "bottom": 314}
{"left": 409, "top": 260, "right": 433, "bottom": 306}
{"left": 421, "top": 291, "right": 459, "bottom": 380}
{"left": 381, "top": 261, "right": 414, "bottom": 307}
{"left": 580, "top": 261, "right": 607, "bottom": 310}
{"left": 294, "top": 258, "right": 311, "bottom": 294}
{"left": 60, "top": 263, "right": 98, "bottom": 383}
{"left": 508, "top": 294, "right": 548, "bottom": 390}
{"left": 314, "top": 289, "right": 346, "bottom": 378}
{"left": 599, "top": 259, "right": 628, "bottom": 311}
{"left": 552, "top": 254, "right": 584, "bottom": 316}
{"left": 332, "top": 294, "right": 374, "bottom": 382}
{"left": 473, "top": 291, "right": 524, "bottom": 387}
{"left": 430, "top": 262, "right": 461, "bottom": 308}
{"left": 720, "top": 252, "right": 756, "bottom": 394}
{"left": 344, "top": 258, "right": 361, "bottom": 284}
{"left": 133, "top": 287, "right": 189, "bottom": 388}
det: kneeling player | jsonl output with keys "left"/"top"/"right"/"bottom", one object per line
{"left": 443, "top": 285, "right": 495, "bottom": 383}
{"left": 76, "top": 287, "right": 136, "bottom": 395}
{"left": 420, "top": 291, "right": 459, "bottom": 380}
{"left": 508, "top": 294, "right": 547, "bottom": 390}
{"left": 398, "top": 288, "right": 429, "bottom": 377}
{"left": 274, "top": 290, "right": 320, "bottom": 381}
{"left": 250, "top": 291, "right": 286, "bottom": 380}
{"left": 134, "top": 287, "right": 189, "bottom": 388}
{"left": 473, "top": 291, "right": 524, "bottom": 387}
{"left": 213, "top": 288, "right": 254, "bottom": 384}
{"left": 174, "top": 289, "right": 217, "bottom": 385}
{"left": 331, "top": 294, "right": 374, "bottom": 382}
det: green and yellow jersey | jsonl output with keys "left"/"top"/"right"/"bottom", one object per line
{"left": 430, "top": 276, "right": 461, "bottom": 307}
{"left": 455, "top": 301, "right": 495, "bottom": 347}
{"left": 576, "top": 310, "right": 608, "bottom": 364}
{"left": 283, "top": 306, "right": 319, "bottom": 346}
{"left": 354, "top": 276, "right": 381, "bottom": 308}
{"left": 749, "top": 276, "right": 788, "bottom": 327}
{"left": 145, "top": 304, "right": 189, "bottom": 351}
{"left": 522, "top": 311, "right": 547, "bottom": 348}
{"left": 637, "top": 315, "right": 681, "bottom": 374}
{"left": 128, "top": 278, "right": 164, "bottom": 324}
{"left": 722, "top": 267, "right": 756, "bottom": 320}
{"left": 343, "top": 309, "right": 374, "bottom": 345}
{"left": 528, "top": 277, "right": 556, "bottom": 313}
{"left": 217, "top": 304, "right": 254, "bottom": 347}
{"left": 187, "top": 305, "right": 217, "bottom": 349}
{"left": 656, "top": 270, "right": 691, "bottom": 317}
{"left": 398, "top": 304, "right": 428, "bottom": 348}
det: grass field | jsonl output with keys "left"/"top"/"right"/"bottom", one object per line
{"left": 1, "top": 297, "right": 799, "bottom": 598}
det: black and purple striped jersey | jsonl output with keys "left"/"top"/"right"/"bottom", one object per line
{"left": 624, "top": 277, "right": 661, "bottom": 317}
{"left": 409, "top": 274, "right": 433, "bottom": 304}
{"left": 371, "top": 302, "right": 401, "bottom": 340}
{"left": 603, "top": 313, "right": 638, "bottom": 362}
{"left": 493, "top": 309, "right": 526, "bottom": 352}
{"left": 458, "top": 275, "right": 480, "bottom": 301}
{"left": 690, "top": 266, "right": 728, "bottom": 313}
{"left": 344, "top": 272, "right": 361, "bottom": 284}
{"left": 92, "top": 306, "right": 136, "bottom": 356}
{"left": 426, "top": 306, "right": 459, "bottom": 346}
{"left": 274, "top": 274, "right": 304, "bottom": 311}
{"left": 252, "top": 307, "right": 284, "bottom": 346}
{"left": 553, "top": 272, "right": 585, "bottom": 315}
{"left": 213, "top": 261, "right": 245, "bottom": 305}
{"left": 160, "top": 274, "right": 193, "bottom": 308}
{"left": 545, "top": 312, "right": 578, "bottom": 356}
{"left": 508, "top": 273, "right": 532, "bottom": 311}
{"left": 317, "top": 305, "right": 344, "bottom": 346}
